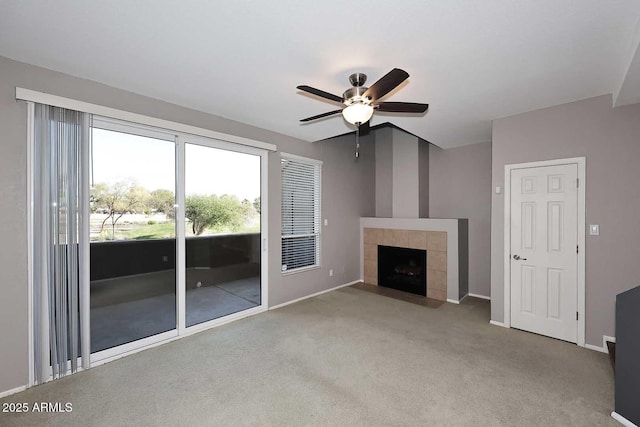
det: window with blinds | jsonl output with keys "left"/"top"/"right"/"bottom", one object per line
{"left": 281, "top": 154, "right": 322, "bottom": 273}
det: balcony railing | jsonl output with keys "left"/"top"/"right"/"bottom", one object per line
{"left": 90, "top": 233, "right": 260, "bottom": 281}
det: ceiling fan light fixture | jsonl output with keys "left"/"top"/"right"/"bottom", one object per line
{"left": 342, "top": 103, "right": 374, "bottom": 125}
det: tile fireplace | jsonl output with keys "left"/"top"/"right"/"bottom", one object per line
{"left": 360, "top": 218, "right": 468, "bottom": 303}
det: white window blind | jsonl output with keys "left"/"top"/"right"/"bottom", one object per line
{"left": 281, "top": 153, "right": 322, "bottom": 273}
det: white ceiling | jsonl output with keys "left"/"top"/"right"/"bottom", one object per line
{"left": 2, "top": 0, "right": 640, "bottom": 148}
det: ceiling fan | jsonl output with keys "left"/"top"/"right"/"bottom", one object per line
{"left": 297, "top": 68, "right": 429, "bottom": 134}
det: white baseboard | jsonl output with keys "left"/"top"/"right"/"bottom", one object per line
{"left": 468, "top": 293, "right": 491, "bottom": 300}
{"left": 447, "top": 292, "right": 470, "bottom": 304}
{"left": 585, "top": 335, "right": 616, "bottom": 354}
{"left": 269, "top": 280, "right": 360, "bottom": 310}
{"left": 0, "top": 384, "right": 27, "bottom": 399}
{"left": 448, "top": 294, "right": 478, "bottom": 304}
{"left": 611, "top": 411, "right": 638, "bottom": 427}
{"left": 489, "top": 320, "right": 508, "bottom": 328}
{"left": 585, "top": 343, "right": 608, "bottom": 353}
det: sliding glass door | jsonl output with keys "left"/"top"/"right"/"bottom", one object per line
{"left": 89, "top": 121, "right": 178, "bottom": 354}
{"left": 184, "top": 142, "right": 262, "bottom": 327}
{"left": 84, "top": 118, "right": 267, "bottom": 361}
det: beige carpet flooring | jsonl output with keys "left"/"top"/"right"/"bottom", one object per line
{"left": 0, "top": 286, "right": 615, "bottom": 426}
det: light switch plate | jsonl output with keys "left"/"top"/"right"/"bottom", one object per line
{"left": 589, "top": 225, "right": 599, "bottom": 236}
{"left": 495, "top": 186, "right": 502, "bottom": 194}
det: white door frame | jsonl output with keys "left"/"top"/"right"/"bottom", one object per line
{"left": 177, "top": 133, "right": 269, "bottom": 336}
{"left": 503, "top": 157, "right": 586, "bottom": 347}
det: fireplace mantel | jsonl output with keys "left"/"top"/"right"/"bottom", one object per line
{"left": 359, "top": 217, "right": 468, "bottom": 303}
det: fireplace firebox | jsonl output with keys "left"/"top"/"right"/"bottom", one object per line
{"left": 377, "top": 245, "right": 427, "bottom": 296}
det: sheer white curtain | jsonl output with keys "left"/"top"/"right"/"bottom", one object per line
{"left": 33, "top": 104, "right": 90, "bottom": 383}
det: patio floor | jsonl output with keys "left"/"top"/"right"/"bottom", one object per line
{"left": 90, "top": 272, "right": 260, "bottom": 353}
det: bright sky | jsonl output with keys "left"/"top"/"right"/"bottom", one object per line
{"left": 91, "top": 128, "right": 261, "bottom": 200}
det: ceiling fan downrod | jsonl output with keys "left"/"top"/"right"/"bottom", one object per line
{"left": 349, "top": 72, "right": 367, "bottom": 87}
{"left": 355, "top": 124, "right": 360, "bottom": 158}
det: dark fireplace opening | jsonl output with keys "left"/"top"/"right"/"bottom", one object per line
{"left": 378, "top": 245, "right": 426, "bottom": 296}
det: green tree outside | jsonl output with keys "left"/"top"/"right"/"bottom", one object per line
{"left": 149, "top": 189, "right": 175, "bottom": 217}
{"left": 185, "top": 194, "right": 252, "bottom": 235}
{"left": 91, "top": 180, "right": 257, "bottom": 240}
{"left": 91, "top": 181, "right": 150, "bottom": 239}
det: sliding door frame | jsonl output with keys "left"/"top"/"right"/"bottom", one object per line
{"left": 88, "top": 119, "right": 270, "bottom": 362}
{"left": 88, "top": 116, "right": 180, "bottom": 364}
{"left": 178, "top": 133, "right": 269, "bottom": 336}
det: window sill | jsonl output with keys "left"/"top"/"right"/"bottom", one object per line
{"left": 281, "top": 265, "right": 320, "bottom": 276}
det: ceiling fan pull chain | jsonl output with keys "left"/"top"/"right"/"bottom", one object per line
{"left": 355, "top": 124, "right": 360, "bottom": 158}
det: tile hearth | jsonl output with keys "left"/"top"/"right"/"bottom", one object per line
{"left": 351, "top": 282, "right": 445, "bottom": 308}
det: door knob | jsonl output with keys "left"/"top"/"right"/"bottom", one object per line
{"left": 513, "top": 254, "right": 527, "bottom": 261}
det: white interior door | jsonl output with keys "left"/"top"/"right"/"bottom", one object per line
{"left": 510, "top": 163, "right": 578, "bottom": 342}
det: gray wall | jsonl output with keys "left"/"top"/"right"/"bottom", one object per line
{"left": 429, "top": 142, "right": 492, "bottom": 297}
{"left": 418, "top": 140, "right": 429, "bottom": 218}
{"left": 391, "top": 128, "right": 420, "bottom": 218}
{"left": 0, "top": 55, "right": 375, "bottom": 394}
{"left": 374, "top": 126, "right": 428, "bottom": 219}
{"left": 458, "top": 219, "right": 470, "bottom": 299}
{"left": 271, "top": 131, "right": 376, "bottom": 305}
{"left": 491, "top": 94, "right": 640, "bottom": 346}
{"left": 375, "top": 127, "right": 393, "bottom": 217}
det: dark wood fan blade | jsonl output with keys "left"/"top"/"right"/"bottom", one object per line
{"left": 358, "top": 120, "right": 370, "bottom": 136}
{"left": 300, "top": 109, "right": 343, "bottom": 122}
{"left": 362, "top": 68, "right": 409, "bottom": 101}
{"left": 297, "top": 85, "right": 344, "bottom": 103}
{"left": 376, "top": 102, "right": 429, "bottom": 113}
